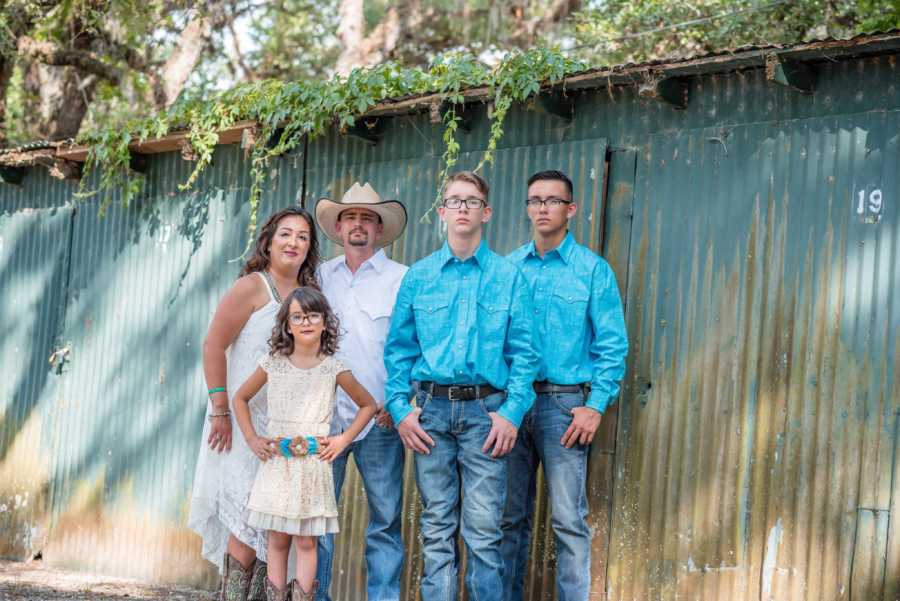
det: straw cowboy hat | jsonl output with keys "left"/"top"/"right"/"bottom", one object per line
{"left": 315, "top": 182, "right": 408, "bottom": 247}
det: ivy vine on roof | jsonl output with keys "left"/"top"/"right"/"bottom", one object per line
{"left": 74, "top": 47, "right": 584, "bottom": 254}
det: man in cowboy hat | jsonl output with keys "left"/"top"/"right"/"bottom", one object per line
{"left": 314, "top": 182, "right": 408, "bottom": 601}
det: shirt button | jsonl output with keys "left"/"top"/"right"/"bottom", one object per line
{"left": 534, "top": 309, "right": 539, "bottom": 314}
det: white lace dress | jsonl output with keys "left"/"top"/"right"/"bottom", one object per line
{"left": 187, "top": 272, "right": 277, "bottom": 571}
{"left": 246, "top": 354, "right": 344, "bottom": 536}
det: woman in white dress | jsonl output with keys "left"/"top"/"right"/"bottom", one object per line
{"left": 188, "top": 207, "right": 321, "bottom": 601}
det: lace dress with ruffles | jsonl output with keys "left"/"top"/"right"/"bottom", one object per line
{"left": 187, "top": 272, "right": 277, "bottom": 571}
{"left": 246, "top": 354, "right": 345, "bottom": 536}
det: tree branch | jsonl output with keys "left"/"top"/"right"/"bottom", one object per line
{"left": 17, "top": 36, "right": 122, "bottom": 83}
{"left": 511, "top": 0, "right": 581, "bottom": 45}
{"left": 151, "top": 12, "right": 214, "bottom": 107}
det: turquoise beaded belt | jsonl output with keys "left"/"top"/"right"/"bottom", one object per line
{"left": 277, "top": 436, "right": 324, "bottom": 458}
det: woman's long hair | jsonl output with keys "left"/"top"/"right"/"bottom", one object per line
{"left": 269, "top": 287, "right": 340, "bottom": 357}
{"left": 240, "top": 207, "right": 320, "bottom": 288}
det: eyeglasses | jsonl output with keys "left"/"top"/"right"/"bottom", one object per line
{"left": 525, "top": 196, "right": 572, "bottom": 208}
{"left": 442, "top": 196, "right": 486, "bottom": 209}
{"left": 289, "top": 312, "right": 324, "bottom": 326}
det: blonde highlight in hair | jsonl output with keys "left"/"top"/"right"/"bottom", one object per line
{"left": 443, "top": 171, "right": 490, "bottom": 204}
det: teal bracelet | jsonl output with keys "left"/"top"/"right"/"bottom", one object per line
{"left": 208, "top": 387, "right": 226, "bottom": 395}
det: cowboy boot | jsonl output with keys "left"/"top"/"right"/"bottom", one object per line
{"left": 219, "top": 553, "right": 252, "bottom": 601}
{"left": 247, "top": 560, "right": 268, "bottom": 601}
{"left": 265, "top": 578, "right": 291, "bottom": 601}
{"left": 289, "top": 579, "right": 318, "bottom": 601}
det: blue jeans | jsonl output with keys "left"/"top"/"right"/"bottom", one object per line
{"left": 316, "top": 423, "right": 405, "bottom": 601}
{"left": 415, "top": 391, "right": 508, "bottom": 601}
{"left": 501, "top": 392, "right": 591, "bottom": 601}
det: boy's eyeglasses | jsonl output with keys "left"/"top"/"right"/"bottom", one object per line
{"left": 525, "top": 197, "right": 572, "bottom": 208}
{"left": 442, "top": 197, "right": 486, "bottom": 209}
{"left": 289, "top": 312, "right": 324, "bottom": 326}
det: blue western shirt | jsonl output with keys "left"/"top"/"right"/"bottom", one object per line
{"left": 384, "top": 240, "right": 538, "bottom": 427}
{"left": 507, "top": 232, "right": 628, "bottom": 413}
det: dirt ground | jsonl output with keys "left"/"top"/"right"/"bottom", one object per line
{"left": 0, "top": 560, "right": 215, "bottom": 601}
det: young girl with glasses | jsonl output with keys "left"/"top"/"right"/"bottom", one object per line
{"left": 231, "top": 286, "right": 376, "bottom": 601}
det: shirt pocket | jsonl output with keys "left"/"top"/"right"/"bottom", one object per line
{"left": 412, "top": 296, "right": 451, "bottom": 345}
{"left": 358, "top": 294, "right": 394, "bottom": 345}
{"left": 548, "top": 287, "right": 590, "bottom": 335}
{"left": 476, "top": 297, "right": 511, "bottom": 353}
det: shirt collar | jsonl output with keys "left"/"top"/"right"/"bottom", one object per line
{"left": 527, "top": 231, "right": 575, "bottom": 264}
{"left": 439, "top": 239, "right": 490, "bottom": 269}
{"left": 333, "top": 248, "right": 388, "bottom": 275}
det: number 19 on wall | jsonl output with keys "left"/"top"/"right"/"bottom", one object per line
{"left": 855, "top": 186, "right": 884, "bottom": 223}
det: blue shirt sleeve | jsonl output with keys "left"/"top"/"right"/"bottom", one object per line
{"left": 586, "top": 261, "right": 628, "bottom": 413}
{"left": 383, "top": 271, "right": 420, "bottom": 424}
{"left": 497, "top": 268, "right": 539, "bottom": 427}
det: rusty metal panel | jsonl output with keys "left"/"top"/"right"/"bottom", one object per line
{"left": 608, "top": 111, "right": 900, "bottom": 600}
{"left": 304, "top": 111, "right": 611, "bottom": 600}
{"left": 0, "top": 200, "right": 73, "bottom": 561}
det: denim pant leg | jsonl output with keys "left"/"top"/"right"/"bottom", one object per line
{"left": 354, "top": 424, "right": 406, "bottom": 601}
{"left": 414, "top": 396, "right": 461, "bottom": 601}
{"left": 501, "top": 410, "right": 538, "bottom": 601}
{"left": 534, "top": 392, "right": 591, "bottom": 601}
{"left": 458, "top": 392, "right": 507, "bottom": 601}
{"left": 315, "top": 448, "right": 351, "bottom": 601}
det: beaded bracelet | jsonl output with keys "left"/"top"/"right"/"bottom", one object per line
{"left": 208, "top": 410, "right": 231, "bottom": 421}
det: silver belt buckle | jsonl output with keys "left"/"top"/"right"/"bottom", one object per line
{"left": 448, "top": 386, "right": 462, "bottom": 401}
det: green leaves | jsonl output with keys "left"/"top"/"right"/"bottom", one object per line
{"left": 77, "top": 46, "right": 583, "bottom": 243}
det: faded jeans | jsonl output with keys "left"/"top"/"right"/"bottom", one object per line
{"left": 315, "top": 423, "right": 405, "bottom": 601}
{"left": 501, "top": 392, "right": 592, "bottom": 601}
{"left": 415, "top": 391, "right": 508, "bottom": 601}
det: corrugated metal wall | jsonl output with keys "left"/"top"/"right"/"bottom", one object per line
{"left": 1, "top": 42, "right": 899, "bottom": 601}
{"left": 607, "top": 112, "right": 900, "bottom": 601}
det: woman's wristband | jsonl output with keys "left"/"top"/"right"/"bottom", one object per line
{"left": 208, "top": 386, "right": 226, "bottom": 395}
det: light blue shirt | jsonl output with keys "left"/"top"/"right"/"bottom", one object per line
{"left": 508, "top": 232, "right": 628, "bottom": 413}
{"left": 384, "top": 240, "right": 538, "bottom": 427}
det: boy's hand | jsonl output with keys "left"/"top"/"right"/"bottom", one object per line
{"left": 397, "top": 408, "right": 435, "bottom": 454}
{"left": 561, "top": 407, "right": 602, "bottom": 448}
{"left": 482, "top": 412, "right": 518, "bottom": 457}
{"left": 319, "top": 435, "right": 350, "bottom": 462}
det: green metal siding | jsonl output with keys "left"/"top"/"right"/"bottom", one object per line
{"left": 0, "top": 203, "right": 73, "bottom": 560}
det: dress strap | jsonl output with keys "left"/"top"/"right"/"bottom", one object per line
{"left": 256, "top": 271, "right": 281, "bottom": 304}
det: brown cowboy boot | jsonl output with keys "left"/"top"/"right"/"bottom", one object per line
{"left": 219, "top": 553, "right": 252, "bottom": 601}
{"left": 289, "top": 579, "right": 318, "bottom": 601}
{"left": 265, "top": 578, "right": 291, "bottom": 601}
{"left": 247, "top": 560, "right": 268, "bottom": 601}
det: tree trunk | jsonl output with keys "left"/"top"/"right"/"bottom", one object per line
{"left": 335, "top": 0, "right": 416, "bottom": 75}
{"left": 151, "top": 14, "right": 213, "bottom": 107}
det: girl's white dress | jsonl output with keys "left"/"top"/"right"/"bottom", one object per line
{"left": 246, "top": 354, "right": 344, "bottom": 536}
{"left": 187, "top": 272, "right": 276, "bottom": 571}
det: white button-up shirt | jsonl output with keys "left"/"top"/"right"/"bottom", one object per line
{"left": 319, "top": 249, "right": 408, "bottom": 441}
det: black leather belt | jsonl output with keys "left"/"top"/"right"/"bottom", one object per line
{"left": 420, "top": 382, "right": 501, "bottom": 401}
{"left": 533, "top": 381, "right": 586, "bottom": 394}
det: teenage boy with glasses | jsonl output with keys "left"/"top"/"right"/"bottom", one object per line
{"left": 501, "top": 170, "right": 628, "bottom": 601}
{"left": 384, "top": 171, "right": 538, "bottom": 601}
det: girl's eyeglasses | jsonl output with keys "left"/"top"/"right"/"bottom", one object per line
{"left": 289, "top": 312, "right": 324, "bottom": 326}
